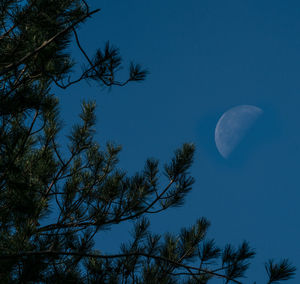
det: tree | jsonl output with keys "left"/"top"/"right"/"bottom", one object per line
{"left": 0, "top": 1, "right": 296, "bottom": 283}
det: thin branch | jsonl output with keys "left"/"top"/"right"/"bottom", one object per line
{"left": 52, "top": 138, "right": 65, "bottom": 166}
{"left": 0, "top": 0, "right": 38, "bottom": 40}
{"left": 177, "top": 246, "right": 197, "bottom": 264}
{"left": 14, "top": 110, "right": 39, "bottom": 160}
{"left": 81, "top": 0, "right": 89, "bottom": 14}
{"left": 0, "top": 250, "right": 242, "bottom": 283}
{"left": 54, "top": 188, "right": 63, "bottom": 212}
{"left": 0, "top": 9, "right": 101, "bottom": 76}
{"left": 13, "top": 65, "right": 27, "bottom": 87}
{"left": 0, "top": 23, "right": 17, "bottom": 40}
{"left": 29, "top": 119, "right": 46, "bottom": 136}
{"left": 44, "top": 150, "right": 76, "bottom": 197}
{"left": 37, "top": 179, "right": 176, "bottom": 233}
{"left": 145, "top": 207, "right": 166, "bottom": 214}
{"left": 72, "top": 28, "right": 131, "bottom": 87}
{"left": 1, "top": 72, "right": 43, "bottom": 100}
{"left": 47, "top": 65, "right": 94, "bottom": 89}
{"left": 111, "top": 179, "right": 175, "bottom": 223}
{"left": 50, "top": 72, "right": 86, "bottom": 89}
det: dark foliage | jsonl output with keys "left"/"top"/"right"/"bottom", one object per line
{"left": 0, "top": 1, "right": 296, "bottom": 283}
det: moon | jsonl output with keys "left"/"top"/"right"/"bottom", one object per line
{"left": 215, "top": 105, "right": 263, "bottom": 158}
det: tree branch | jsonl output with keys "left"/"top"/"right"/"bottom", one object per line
{"left": 0, "top": 250, "right": 242, "bottom": 283}
{"left": 72, "top": 28, "right": 132, "bottom": 87}
{"left": 37, "top": 178, "right": 176, "bottom": 233}
{"left": 0, "top": 9, "right": 101, "bottom": 76}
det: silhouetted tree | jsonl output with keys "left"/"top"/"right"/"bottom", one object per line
{"left": 0, "top": 1, "right": 296, "bottom": 283}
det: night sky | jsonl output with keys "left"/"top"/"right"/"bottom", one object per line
{"left": 56, "top": 1, "right": 300, "bottom": 282}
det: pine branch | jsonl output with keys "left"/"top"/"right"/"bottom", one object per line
{"left": 0, "top": 0, "right": 37, "bottom": 40}
{"left": 0, "top": 250, "right": 242, "bottom": 283}
{"left": 266, "top": 259, "right": 296, "bottom": 283}
{"left": 36, "top": 178, "right": 176, "bottom": 233}
{"left": 72, "top": 28, "right": 128, "bottom": 87}
{"left": 0, "top": 8, "right": 100, "bottom": 76}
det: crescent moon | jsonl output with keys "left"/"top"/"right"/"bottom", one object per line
{"left": 215, "top": 105, "right": 263, "bottom": 158}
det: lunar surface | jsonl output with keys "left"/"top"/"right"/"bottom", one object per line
{"left": 215, "top": 105, "right": 263, "bottom": 158}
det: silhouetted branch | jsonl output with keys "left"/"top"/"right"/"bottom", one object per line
{"left": 0, "top": 250, "right": 242, "bottom": 283}
{"left": 0, "top": 1, "right": 38, "bottom": 40}
{"left": 0, "top": 8, "right": 101, "bottom": 76}
{"left": 37, "top": 178, "right": 176, "bottom": 233}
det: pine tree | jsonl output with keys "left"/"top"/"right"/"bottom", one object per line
{"left": 0, "top": 1, "right": 296, "bottom": 283}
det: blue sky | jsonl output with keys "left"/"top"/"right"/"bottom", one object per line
{"left": 57, "top": 0, "right": 300, "bottom": 282}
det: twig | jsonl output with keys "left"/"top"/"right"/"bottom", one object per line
{"left": 72, "top": 28, "right": 131, "bottom": 87}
